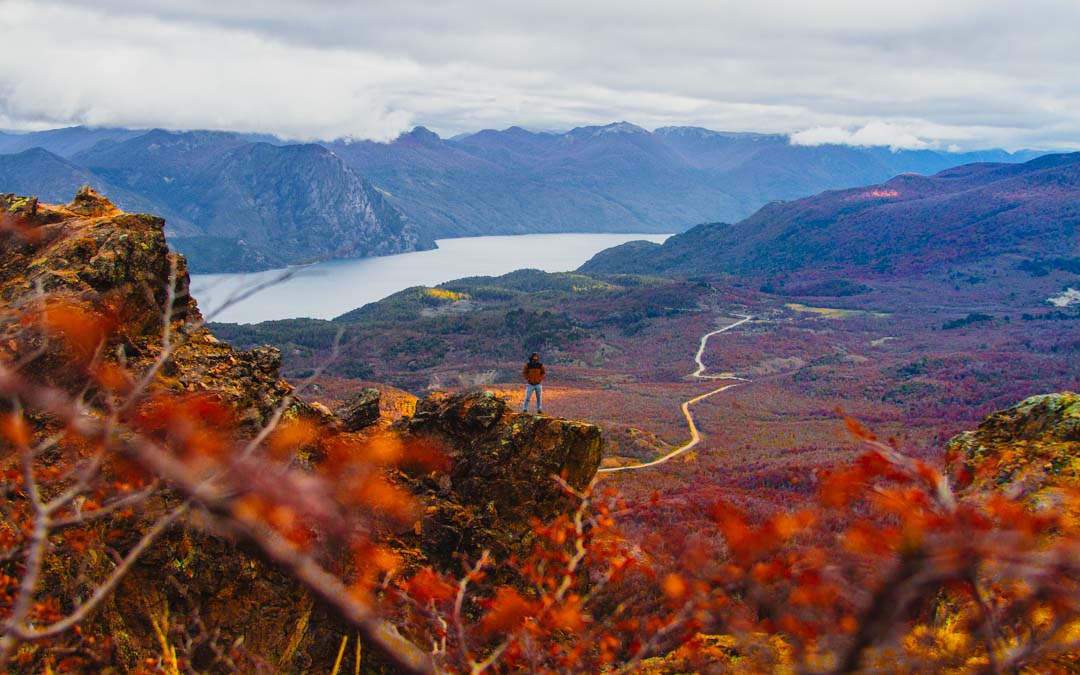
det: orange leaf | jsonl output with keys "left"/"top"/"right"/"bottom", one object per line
{"left": 364, "top": 433, "right": 404, "bottom": 465}
{"left": 661, "top": 573, "right": 687, "bottom": 599}
{"left": 40, "top": 300, "right": 112, "bottom": 359}
{"left": 398, "top": 437, "right": 450, "bottom": 473}
{"left": 369, "top": 545, "right": 402, "bottom": 574}
{"left": 232, "top": 494, "right": 266, "bottom": 523}
{"left": 93, "top": 362, "right": 132, "bottom": 394}
{"left": 1, "top": 412, "right": 32, "bottom": 447}
{"left": 818, "top": 467, "right": 866, "bottom": 508}
{"left": 839, "top": 411, "right": 877, "bottom": 442}
{"left": 545, "top": 597, "right": 588, "bottom": 632}
{"left": 710, "top": 501, "right": 749, "bottom": 535}
{"left": 0, "top": 211, "right": 44, "bottom": 242}
{"left": 768, "top": 511, "right": 815, "bottom": 541}
{"left": 405, "top": 568, "right": 457, "bottom": 604}
{"left": 267, "top": 418, "right": 320, "bottom": 459}
{"left": 842, "top": 521, "right": 898, "bottom": 557}
{"left": 480, "top": 587, "right": 540, "bottom": 636}
{"left": 322, "top": 434, "right": 364, "bottom": 468}
{"left": 348, "top": 474, "right": 416, "bottom": 524}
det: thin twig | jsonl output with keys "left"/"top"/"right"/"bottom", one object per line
{"left": 7, "top": 502, "right": 191, "bottom": 641}
{"left": 50, "top": 484, "right": 158, "bottom": 529}
{"left": 0, "top": 404, "right": 50, "bottom": 664}
{"left": 453, "top": 550, "right": 491, "bottom": 669}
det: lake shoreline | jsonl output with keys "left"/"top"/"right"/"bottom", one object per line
{"left": 192, "top": 232, "right": 672, "bottom": 324}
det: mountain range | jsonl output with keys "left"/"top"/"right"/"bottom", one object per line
{"left": 0, "top": 123, "right": 1044, "bottom": 272}
{"left": 580, "top": 152, "right": 1080, "bottom": 280}
{"left": 0, "top": 130, "right": 430, "bottom": 272}
{"left": 325, "top": 123, "right": 1040, "bottom": 237}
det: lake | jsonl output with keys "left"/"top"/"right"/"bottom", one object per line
{"left": 190, "top": 232, "right": 671, "bottom": 324}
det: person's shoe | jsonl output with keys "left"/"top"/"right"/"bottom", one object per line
{"left": 537, "top": 409, "right": 544, "bottom": 415}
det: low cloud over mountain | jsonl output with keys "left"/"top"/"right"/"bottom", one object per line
{"left": 3, "top": 1, "right": 1080, "bottom": 150}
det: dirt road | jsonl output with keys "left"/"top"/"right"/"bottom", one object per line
{"left": 598, "top": 315, "right": 751, "bottom": 474}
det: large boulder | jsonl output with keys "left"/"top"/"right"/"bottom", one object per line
{"left": 946, "top": 392, "right": 1079, "bottom": 508}
{"left": 335, "top": 387, "right": 382, "bottom": 431}
{"left": 396, "top": 390, "right": 604, "bottom": 565}
{"left": 1, "top": 188, "right": 182, "bottom": 347}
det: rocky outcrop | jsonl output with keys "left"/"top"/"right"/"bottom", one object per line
{"left": 0, "top": 188, "right": 313, "bottom": 427}
{"left": 335, "top": 387, "right": 382, "bottom": 431}
{"left": 395, "top": 390, "right": 603, "bottom": 565}
{"left": 946, "top": 392, "right": 1079, "bottom": 508}
{"left": 2, "top": 187, "right": 177, "bottom": 338}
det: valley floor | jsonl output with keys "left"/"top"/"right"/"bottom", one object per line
{"left": 216, "top": 261, "right": 1079, "bottom": 563}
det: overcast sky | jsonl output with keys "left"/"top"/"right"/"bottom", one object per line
{"left": 2, "top": 0, "right": 1078, "bottom": 150}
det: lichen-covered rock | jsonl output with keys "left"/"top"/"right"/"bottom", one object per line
{"left": 98, "top": 516, "right": 346, "bottom": 672}
{"left": 0, "top": 189, "right": 317, "bottom": 427}
{"left": 638, "top": 633, "right": 794, "bottom": 674}
{"left": 250, "top": 344, "right": 282, "bottom": 374}
{"left": 396, "top": 390, "right": 603, "bottom": 564}
{"left": 0, "top": 191, "right": 339, "bottom": 670}
{"left": 1, "top": 188, "right": 181, "bottom": 342}
{"left": 335, "top": 387, "right": 382, "bottom": 431}
{"left": 946, "top": 392, "right": 1079, "bottom": 507}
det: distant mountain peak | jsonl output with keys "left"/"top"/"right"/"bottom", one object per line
{"left": 405, "top": 126, "right": 442, "bottom": 143}
{"left": 569, "top": 121, "right": 649, "bottom": 138}
{"left": 656, "top": 126, "right": 780, "bottom": 141}
{"left": 503, "top": 125, "right": 546, "bottom": 137}
{"left": 13, "top": 146, "right": 58, "bottom": 159}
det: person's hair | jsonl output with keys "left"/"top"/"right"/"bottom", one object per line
{"left": 530, "top": 353, "right": 539, "bottom": 359}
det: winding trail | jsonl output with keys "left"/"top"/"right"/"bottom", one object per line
{"left": 598, "top": 314, "right": 752, "bottom": 474}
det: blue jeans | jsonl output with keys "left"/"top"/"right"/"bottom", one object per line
{"left": 523, "top": 383, "right": 542, "bottom": 412}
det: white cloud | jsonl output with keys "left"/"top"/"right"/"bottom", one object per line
{"left": 2, "top": 0, "right": 1080, "bottom": 149}
{"left": 789, "top": 127, "right": 860, "bottom": 147}
{"left": 791, "top": 122, "right": 932, "bottom": 151}
{"left": 0, "top": 2, "right": 418, "bottom": 141}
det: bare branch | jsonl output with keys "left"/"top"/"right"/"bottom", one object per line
{"left": 7, "top": 501, "right": 191, "bottom": 642}
{"left": 0, "top": 407, "right": 51, "bottom": 666}
{"left": 49, "top": 484, "right": 158, "bottom": 529}
{"left": 453, "top": 550, "right": 491, "bottom": 669}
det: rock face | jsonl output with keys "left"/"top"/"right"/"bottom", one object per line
{"left": 335, "top": 387, "right": 382, "bottom": 431}
{"left": 947, "top": 392, "right": 1079, "bottom": 506}
{"left": 2, "top": 187, "right": 174, "bottom": 333}
{"left": 396, "top": 390, "right": 604, "bottom": 565}
{"left": 0, "top": 188, "right": 301, "bottom": 426}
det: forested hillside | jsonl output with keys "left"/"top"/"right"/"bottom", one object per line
{"left": 581, "top": 152, "right": 1080, "bottom": 279}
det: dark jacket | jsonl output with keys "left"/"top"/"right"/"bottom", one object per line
{"left": 522, "top": 359, "right": 546, "bottom": 385}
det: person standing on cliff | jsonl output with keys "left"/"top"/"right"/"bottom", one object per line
{"left": 522, "top": 352, "right": 546, "bottom": 414}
